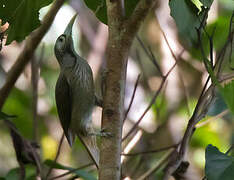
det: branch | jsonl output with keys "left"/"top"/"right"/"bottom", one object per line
{"left": 123, "top": 74, "right": 141, "bottom": 123}
{"left": 0, "top": 0, "right": 65, "bottom": 109}
{"left": 137, "top": 149, "right": 174, "bottom": 180}
{"left": 122, "top": 62, "right": 177, "bottom": 142}
{"left": 49, "top": 163, "right": 93, "bottom": 180}
{"left": 161, "top": 11, "right": 234, "bottom": 179}
{"left": 31, "top": 44, "right": 44, "bottom": 141}
{"left": 46, "top": 133, "right": 65, "bottom": 179}
{"left": 121, "top": 143, "right": 178, "bottom": 156}
{"left": 99, "top": 0, "right": 156, "bottom": 179}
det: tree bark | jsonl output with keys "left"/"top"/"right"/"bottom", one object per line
{"left": 99, "top": 0, "right": 156, "bottom": 179}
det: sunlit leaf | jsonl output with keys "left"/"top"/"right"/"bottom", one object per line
{"left": 191, "top": 125, "right": 222, "bottom": 148}
{"left": 0, "top": 0, "right": 53, "bottom": 44}
{"left": 205, "top": 144, "right": 234, "bottom": 180}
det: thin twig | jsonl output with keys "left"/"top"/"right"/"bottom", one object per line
{"left": 122, "top": 62, "right": 177, "bottom": 142}
{"left": 48, "top": 163, "right": 93, "bottom": 180}
{"left": 195, "top": 109, "right": 229, "bottom": 128}
{"left": 148, "top": 46, "right": 163, "bottom": 77}
{"left": 178, "top": 73, "right": 191, "bottom": 116}
{"left": 162, "top": 9, "right": 234, "bottom": 179}
{"left": 46, "top": 133, "right": 65, "bottom": 179}
{"left": 137, "top": 149, "right": 174, "bottom": 180}
{"left": 123, "top": 74, "right": 141, "bottom": 123}
{"left": 121, "top": 143, "right": 178, "bottom": 156}
{"left": 31, "top": 44, "right": 44, "bottom": 142}
{"left": 160, "top": 30, "right": 178, "bottom": 62}
{"left": 135, "top": 50, "right": 151, "bottom": 91}
{"left": 136, "top": 35, "right": 163, "bottom": 76}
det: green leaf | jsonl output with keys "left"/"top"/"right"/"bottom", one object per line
{"left": 191, "top": 126, "right": 222, "bottom": 148}
{"left": 44, "top": 159, "right": 73, "bottom": 170}
{"left": 83, "top": 0, "right": 139, "bottom": 24}
{"left": 0, "top": 0, "right": 53, "bottom": 45}
{"left": 3, "top": 88, "right": 33, "bottom": 138}
{"left": 205, "top": 144, "right": 234, "bottom": 180}
{"left": 5, "top": 166, "right": 36, "bottom": 180}
{"left": 200, "top": 0, "right": 213, "bottom": 8}
{"left": 44, "top": 160, "right": 97, "bottom": 180}
{"left": 169, "top": 0, "right": 214, "bottom": 47}
{"left": 207, "top": 91, "right": 228, "bottom": 116}
{"left": 219, "top": 81, "right": 234, "bottom": 115}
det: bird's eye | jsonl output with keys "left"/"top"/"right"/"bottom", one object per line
{"left": 59, "top": 36, "right": 66, "bottom": 43}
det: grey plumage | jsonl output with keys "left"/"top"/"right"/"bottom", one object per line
{"left": 54, "top": 15, "right": 99, "bottom": 168}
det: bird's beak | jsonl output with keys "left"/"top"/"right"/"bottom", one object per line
{"left": 64, "top": 14, "right": 77, "bottom": 36}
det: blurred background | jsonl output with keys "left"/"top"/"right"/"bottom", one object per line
{"left": 0, "top": 0, "right": 233, "bottom": 179}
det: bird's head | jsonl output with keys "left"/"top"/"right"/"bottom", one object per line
{"left": 54, "top": 14, "right": 77, "bottom": 66}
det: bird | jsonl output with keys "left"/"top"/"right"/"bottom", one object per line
{"left": 54, "top": 14, "right": 99, "bottom": 168}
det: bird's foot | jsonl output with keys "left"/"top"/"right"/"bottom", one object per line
{"left": 89, "top": 129, "right": 112, "bottom": 137}
{"left": 100, "top": 128, "right": 112, "bottom": 137}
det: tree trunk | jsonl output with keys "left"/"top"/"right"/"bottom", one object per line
{"left": 99, "top": 0, "right": 156, "bottom": 179}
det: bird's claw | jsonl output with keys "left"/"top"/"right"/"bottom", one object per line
{"left": 88, "top": 129, "right": 112, "bottom": 137}
{"left": 100, "top": 129, "right": 112, "bottom": 137}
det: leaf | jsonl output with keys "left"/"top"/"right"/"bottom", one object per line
{"left": 5, "top": 166, "right": 36, "bottom": 180}
{"left": 44, "top": 159, "right": 73, "bottom": 171}
{"left": 169, "top": 0, "right": 214, "bottom": 47}
{"left": 200, "top": 0, "right": 213, "bottom": 8}
{"left": 205, "top": 144, "right": 234, "bottom": 180}
{"left": 0, "top": 0, "right": 53, "bottom": 44}
{"left": 207, "top": 91, "right": 228, "bottom": 116}
{"left": 83, "top": 0, "right": 139, "bottom": 24}
{"left": 44, "top": 160, "right": 97, "bottom": 180}
{"left": 219, "top": 81, "right": 234, "bottom": 115}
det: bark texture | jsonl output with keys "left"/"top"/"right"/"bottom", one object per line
{"left": 99, "top": 0, "right": 156, "bottom": 179}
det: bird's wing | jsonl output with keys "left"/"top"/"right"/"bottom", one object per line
{"left": 55, "top": 74, "right": 75, "bottom": 146}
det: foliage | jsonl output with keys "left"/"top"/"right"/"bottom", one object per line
{"left": 0, "top": 0, "right": 53, "bottom": 44}
{"left": 169, "top": 0, "right": 213, "bottom": 47}
{"left": 0, "top": 0, "right": 233, "bottom": 179}
{"left": 205, "top": 144, "right": 234, "bottom": 180}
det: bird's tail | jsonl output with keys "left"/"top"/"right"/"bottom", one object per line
{"left": 77, "top": 130, "right": 99, "bottom": 169}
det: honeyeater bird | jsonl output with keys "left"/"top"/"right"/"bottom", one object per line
{"left": 54, "top": 14, "right": 99, "bottom": 168}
